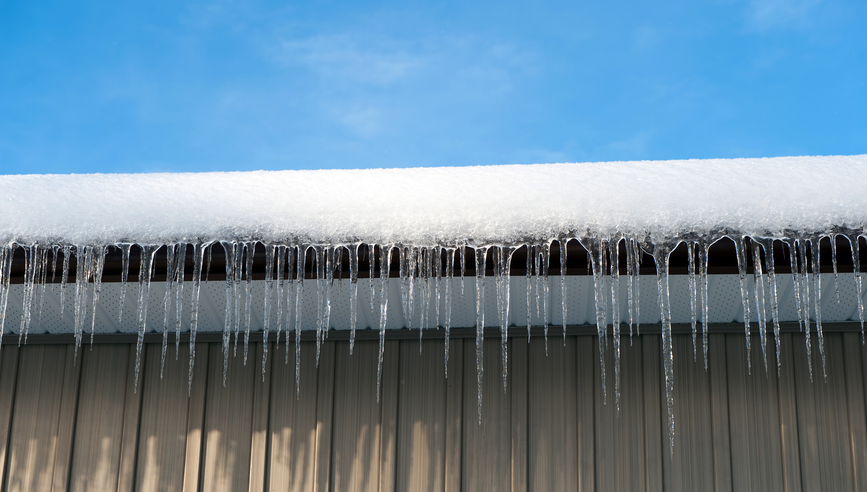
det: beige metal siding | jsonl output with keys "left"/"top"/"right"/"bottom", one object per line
{"left": 0, "top": 333, "right": 865, "bottom": 491}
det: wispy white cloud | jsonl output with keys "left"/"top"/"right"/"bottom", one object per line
{"left": 746, "top": 0, "right": 825, "bottom": 31}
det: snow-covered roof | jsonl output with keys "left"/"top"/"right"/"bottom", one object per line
{"left": 2, "top": 155, "right": 865, "bottom": 246}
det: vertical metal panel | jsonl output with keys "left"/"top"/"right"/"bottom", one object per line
{"left": 595, "top": 336, "right": 648, "bottom": 492}
{"left": 395, "top": 340, "right": 446, "bottom": 492}
{"left": 0, "top": 345, "right": 20, "bottom": 489}
{"left": 509, "top": 339, "right": 528, "bottom": 492}
{"left": 463, "top": 338, "right": 512, "bottom": 491}
{"left": 248, "top": 342, "right": 272, "bottom": 492}
{"left": 329, "top": 341, "right": 388, "bottom": 492}
{"left": 527, "top": 337, "right": 578, "bottom": 491}
{"left": 843, "top": 332, "right": 867, "bottom": 492}
{"left": 707, "top": 333, "right": 733, "bottom": 492}
{"left": 727, "top": 334, "right": 785, "bottom": 491}
{"left": 136, "top": 342, "right": 197, "bottom": 492}
{"left": 3, "top": 345, "right": 77, "bottom": 492}
{"left": 777, "top": 333, "right": 803, "bottom": 492}
{"left": 201, "top": 342, "right": 257, "bottom": 492}
{"left": 68, "top": 344, "right": 131, "bottom": 492}
{"left": 268, "top": 342, "right": 322, "bottom": 492}
{"left": 642, "top": 334, "right": 663, "bottom": 492}
{"left": 794, "top": 333, "right": 856, "bottom": 491}
{"left": 182, "top": 343, "right": 210, "bottom": 492}
{"left": 664, "top": 336, "right": 714, "bottom": 492}
{"left": 378, "top": 340, "right": 399, "bottom": 492}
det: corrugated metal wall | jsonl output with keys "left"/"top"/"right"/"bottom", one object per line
{"left": 0, "top": 332, "right": 865, "bottom": 491}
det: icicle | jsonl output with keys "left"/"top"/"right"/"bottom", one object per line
{"left": 205, "top": 243, "right": 213, "bottom": 282}
{"left": 220, "top": 241, "right": 236, "bottom": 386}
{"left": 174, "top": 243, "right": 186, "bottom": 360}
{"left": 757, "top": 238, "right": 782, "bottom": 375}
{"left": 733, "top": 237, "right": 753, "bottom": 374}
{"left": 797, "top": 238, "right": 813, "bottom": 381}
{"left": 787, "top": 239, "right": 805, "bottom": 333}
{"left": 376, "top": 245, "right": 393, "bottom": 403}
{"left": 460, "top": 243, "right": 466, "bottom": 296}
{"left": 535, "top": 244, "right": 542, "bottom": 321}
{"left": 134, "top": 245, "right": 158, "bottom": 392}
{"left": 18, "top": 244, "right": 38, "bottom": 346}
{"left": 542, "top": 241, "right": 550, "bottom": 340}
{"left": 444, "top": 248, "right": 454, "bottom": 378}
{"left": 474, "top": 246, "right": 488, "bottom": 423}
{"left": 349, "top": 244, "right": 359, "bottom": 354}
{"left": 525, "top": 244, "right": 532, "bottom": 341}
{"left": 810, "top": 236, "right": 826, "bottom": 379}
{"left": 0, "top": 245, "right": 14, "bottom": 339}
{"left": 161, "top": 244, "right": 176, "bottom": 378}
{"left": 90, "top": 246, "right": 106, "bottom": 348}
{"left": 262, "top": 244, "right": 275, "bottom": 382}
{"left": 324, "top": 246, "right": 336, "bottom": 342}
{"left": 847, "top": 235, "right": 864, "bottom": 342}
{"left": 579, "top": 236, "right": 607, "bottom": 403}
{"left": 651, "top": 240, "right": 677, "bottom": 456}
{"left": 495, "top": 246, "right": 513, "bottom": 393}
{"left": 687, "top": 242, "right": 697, "bottom": 361}
{"left": 243, "top": 242, "right": 255, "bottom": 365}
{"left": 698, "top": 240, "right": 710, "bottom": 370}
{"left": 60, "top": 245, "right": 72, "bottom": 317}
{"left": 314, "top": 245, "right": 325, "bottom": 365}
{"left": 295, "top": 246, "right": 307, "bottom": 396}
{"left": 419, "top": 247, "right": 430, "bottom": 349}
{"left": 434, "top": 245, "right": 442, "bottom": 329}
{"left": 285, "top": 246, "right": 296, "bottom": 364}
{"left": 634, "top": 238, "right": 642, "bottom": 336}
{"left": 751, "top": 238, "right": 768, "bottom": 374}
{"left": 368, "top": 244, "right": 376, "bottom": 325}
{"left": 233, "top": 242, "right": 244, "bottom": 357}
{"left": 72, "top": 245, "right": 94, "bottom": 352}
{"left": 831, "top": 234, "right": 840, "bottom": 303}
{"left": 625, "top": 239, "right": 635, "bottom": 342}
{"left": 116, "top": 243, "right": 131, "bottom": 325}
{"left": 608, "top": 238, "right": 622, "bottom": 411}
{"left": 36, "top": 247, "right": 48, "bottom": 322}
{"left": 275, "top": 245, "right": 286, "bottom": 348}
{"left": 559, "top": 239, "right": 568, "bottom": 344}
{"left": 188, "top": 243, "right": 206, "bottom": 395}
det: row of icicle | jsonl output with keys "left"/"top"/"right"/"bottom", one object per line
{"left": 0, "top": 233, "right": 864, "bottom": 453}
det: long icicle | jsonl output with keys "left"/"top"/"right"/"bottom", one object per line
{"left": 797, "top": 238, "right": 813, "bottom": 382}
{"left": 221, "top": 241, "right": 236, "bottom": 386}
{"left": 698, "top": 239, "right": 711, "bottom": 370}
{"left": 161, "top": 244, "right": 176, "bottom": 378}
{"left": 560, "top": 239, "right": 568, "bottom": 344}
{"left": 295, "top": 246, "right": 307, "bottom": 397}
{"left": 848, "top": 234, "right": 865, "bottom": 343}
{"left": 174, "top": 243, "right": 186, "bottom": 360}
{"left": 262, "top": 244, "right": 275, "bottom": 382}
{"left": 187, "top": 243, "right": 206, "bottom": 395}
{"left": 652, "top": 240, "right": 677, "bottom": 456}
{"left": 475, "top": 246, "right": 488, "bottom": 423}
{"left": 810, "top": 236, "right": 826, "bottom": 379}
{"left": 349, "top": 244, "right": 359, "bottom": 354}
{"left": 116, "top": 243, "right": 131, "bottom": 325}
{"left": 733, "top": 236, "right": 753, "bottom": 374}
{"left": 751, "top": 238, "right": 769, "bottom": 375}
{"left": 377, "top": 245, "right": 393, "bottom": 403}
{"left": 609, "top": 237, "right": 622, "bottom": 412}
{"left": 134, "top": 245, "right": 158, "bottom": 392}
{"left": 687, "top": 241, "right": 697, "bottom": 361}
{"left": 580, "top": 236, "right": 607, "bottom": 404}
{"left": 243, "top": 241, "right": 255, "bottom": 365}
{"left": 444, "top": 247, "right": 454, "bottom": 378}
{"left": 90, "top": 245, "right": 106, "bottom": 348}
{"left": 757, "top": 238, "right": 782, "bottom": 375}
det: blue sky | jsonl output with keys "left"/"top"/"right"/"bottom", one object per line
{"left": 1, "top": 0, "right": 865, "bottom": 174}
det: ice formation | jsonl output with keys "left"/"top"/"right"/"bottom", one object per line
{"left": 1, "top": 154, "right": 866, "bottom": 452}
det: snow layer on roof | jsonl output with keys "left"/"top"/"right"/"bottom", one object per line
{"left": 1, "top": 155, "right": 865, "bottom": 245}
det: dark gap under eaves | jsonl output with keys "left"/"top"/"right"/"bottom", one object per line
{"left": 6, "top": 236, "right": 865, "bottom": 284}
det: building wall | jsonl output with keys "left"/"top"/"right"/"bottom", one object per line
{"left": 0, "top": 332, "right": 865, "bottom": 491}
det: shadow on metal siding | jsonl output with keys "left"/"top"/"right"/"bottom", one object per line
{"left": 0, "top": 334, "right": 865, "bottom": 491}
